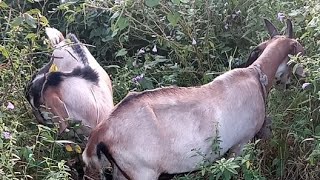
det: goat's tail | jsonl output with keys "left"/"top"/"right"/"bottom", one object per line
{"left": 82, "top": 124, "right": 115, "bottom": 169}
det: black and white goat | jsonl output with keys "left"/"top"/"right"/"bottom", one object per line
{"left": 25, "top": 28, "right": 113, "bottom": 135}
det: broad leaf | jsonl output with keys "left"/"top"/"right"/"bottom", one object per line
{"left": 116, "top": 48, "right": 128, "bottom": 57}
{"left": 11, "top": 17, "right": 24, "bottom": 27}
{"left": 171, "top": 0, "right": 180, "bottom": 5}
{"left": 145, "top": 0, "right": 160, "bottom": 7}
{"left": 167, "top": 12, "right": 180, "bottom": 26}
{"left": 24, "top": 13, "right": 37, "bottom": 28}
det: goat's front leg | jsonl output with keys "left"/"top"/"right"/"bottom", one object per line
{"left": 228, "top": 143, "right": 246, "bottom": 158}
{"left": 255, "top": 116, "right": 272, "bottom": 140}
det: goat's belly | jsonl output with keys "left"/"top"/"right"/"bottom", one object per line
{"left": 163, "top": 136, "right": 219, "bottom": 173}
{"left": 217, "top": 109, "right": 265, "bottom": 154}
{"left": 164, "top": 111, "right": 264, "bottom": 174}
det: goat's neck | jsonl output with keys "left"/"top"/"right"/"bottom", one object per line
{"left": 251, "top": 39, "right": 292, "bottom": 91}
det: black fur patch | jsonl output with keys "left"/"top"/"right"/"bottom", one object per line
{"left": 27, "top": 76, "right": 46, "bottom": 108}
{"left": 45, "top": 71, "right": 64, "bottom": 87}
{"left": 97, "top": 142, "right": 114, "bottom": 162}
{"left": 96, "top": 142, "right": 131, "bottom": 179}
{"left": 25, "top": 60, "right": 53, "bottom": 101}
{"left": 66, "top": 33, "right": 89, "bottom": 65}
{"left": 43, "top": 66, "right": 99, "bottom": 92}
{"left": 102, "top": 169, "right": 113, "bottom": 180}
{"left": 70, "top": 66, "right": 99, "bottom": 83}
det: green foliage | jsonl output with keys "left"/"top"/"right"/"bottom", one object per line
{"left": 0, "top": 0, "right": 319, "bottom": 179}
{"left": 175, "top": 141, "right": 266, "bottom": 180}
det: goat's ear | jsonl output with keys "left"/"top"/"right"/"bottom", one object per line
{"left": 45, "top": 27, "right": 65, "bottom": 46}
{"left": 235, "top": 47, "right": 261, "bottom": 68}
{"left": 286, "top": 19, "right": 294, "bottom": 38}
{"left": 246, "top": 47, "right": 261, "bottom": 66}
{"left": 264, "top": 19, "right": 279, "bottom": 38}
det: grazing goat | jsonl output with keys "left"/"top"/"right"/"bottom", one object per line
{"left": 25, "top": 27, "right": 113, "bottom": 135}
{"left": 82, "top": 19, "right": 304, "bottom": 180}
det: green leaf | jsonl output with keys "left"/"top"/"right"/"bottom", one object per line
{"left": 20, "top": 146, "right": 34, "bottom": 163}
{"left": 23, "top": 13, "right": 37, "bottom": 28}
{"left": 110, "top": 11, "right": 120, "bottom": 20}
{"left": 39, "top": 16, "right": 49, "bottom": 26}
{"left": 27, "top": 8, "right": 41, "bottom": 15}
{"left": 0, "top": 1, "right": 9, "bottom": 8}
{"left": 293, "top": 63, "right": 305, "bottom": 77}
{"left": 116, "top": 48, "right": 128, "bottom": 57}
{"left": 11, "top": 17, "right": 24, "bottom": 27}
{"left": 226, "top": 166, "right": 239, "bottom": 174}
{"left": 139, "top": 77, "right": 154, "bottom": 89}
{"left": 111, "top": 28, "right": 119, "bottom": 37}
{"left": 145, "top": 0, "right": 160, "bottom": 7}
{"left": 171, "top": 0, "right": 180, "bottom": 5}
{"left": 25, "top": 33, "right": 37, "bottom": 40}
{"left": 180, "top": 0, "right": 189, "bottom": 3}
{"left": 117, "top": 17, "right": 129, "bottom": 31}
{"left": 167, "top": 12, "right": 180, "bottom": 26}
{"left": 201, "top": 168, "right": 206, "bottom": 176}
{"left": 0, "top": 45, "right": 9, "bottom": 59}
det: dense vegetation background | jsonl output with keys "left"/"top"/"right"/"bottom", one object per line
{"left": 0, "top": 0, "right": 319, "bottom": 179}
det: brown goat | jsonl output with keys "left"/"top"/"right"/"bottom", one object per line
{"left": 82, "top": 19, "right": 304, "bottom": 180}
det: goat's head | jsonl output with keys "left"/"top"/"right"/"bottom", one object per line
{"left": 247, "top": 19, "right": 304, "bottom": 86}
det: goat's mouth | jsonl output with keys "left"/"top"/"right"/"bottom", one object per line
{"left": 274, "top": 80, "right": 287, "bottom": 90}
{"left": 274, "top": 74, "right": 291, "bottom": 90}
{"left": 33, "top": 108, "right": 55, "bottom": 126}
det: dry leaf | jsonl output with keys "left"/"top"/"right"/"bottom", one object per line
{"left": 65, "top": 144, "right": 73, "bottom": 152}
{"left": 49, "top": 63, "right": 58, "bottom": 72}
{"left": 74, "top": 145, "right": 82, "bottom": 154}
